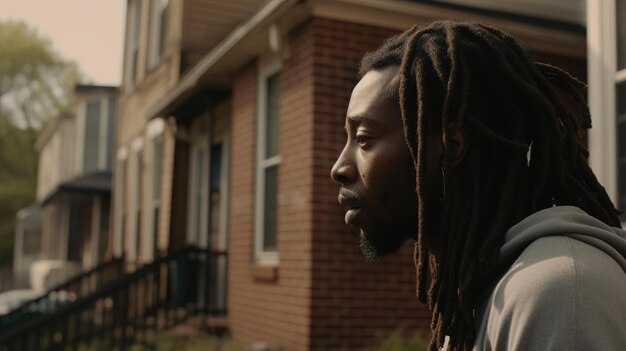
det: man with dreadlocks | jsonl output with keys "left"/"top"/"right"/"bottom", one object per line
{"left": 331, "top": 21, "right": 626, "bottom": 351}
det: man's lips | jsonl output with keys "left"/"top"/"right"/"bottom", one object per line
{"left": 344, "top": 208, "right": 361, "bottom": 225}
{"left": 338, "top": 189, "right": 362, "bottom": 225}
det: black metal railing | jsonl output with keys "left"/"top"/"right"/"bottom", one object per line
{"left": 0, "top": 246, "right": 227, "bottom": 351}
{"left": 0, "top": 256, "right": 124, "bottom": 332}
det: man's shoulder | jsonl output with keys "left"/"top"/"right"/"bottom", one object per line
{"left": 496, "top": 235, "right": 626, "bottom": 305}
{"left": 475, "top": 235, "right": 626, "bottom": 350}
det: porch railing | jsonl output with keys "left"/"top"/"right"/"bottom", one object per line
{"left": 0, "top": 246, "right": 227, "bottom": 351}
{"left": 0, "top": 256, "right": 124, "bottom": 332}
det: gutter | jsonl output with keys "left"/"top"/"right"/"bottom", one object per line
{"left": 148, "top": 0, "right": 300, "bottom": 119}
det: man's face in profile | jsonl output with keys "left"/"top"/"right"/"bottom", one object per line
{"left": 331, "top": 66, "right": 419, "bottom": 262}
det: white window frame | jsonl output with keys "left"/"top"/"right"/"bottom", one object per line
{"left": 142, "top": 119, "right": 165, "bottom": 261}
{"left": 187, "top": 115, "right": 210, "bottom": 249}
{"left": 113, "top": 147, "right": 128, "bottom": 258}
{"left": 124, "top": 0, "right": 142, "bottom": 90}
{"left": 75, "top": 96, "right": 110, "bottom": 174}
{"left": 147, "top": 0, "right": 169, "bottom": 70}
{"left": 127, "top": 137, "right": 143, "bottom": 263}
{"left": 587, "top": 0, "right": 623, "bottom": 206}
{"left": 254, "top": 57, "right": 282, "bottom": 265}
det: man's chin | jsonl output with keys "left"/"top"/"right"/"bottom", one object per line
{"left": 358, "top": 229, "right": 405, "bottom": 263}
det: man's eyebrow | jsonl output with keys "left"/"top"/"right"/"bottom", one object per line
{"left": 346, "top": 113, "right": 379, "bottom": 125}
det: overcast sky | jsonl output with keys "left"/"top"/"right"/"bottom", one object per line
{"left": 0, "top": 0, "right": 125, "bottom": 86}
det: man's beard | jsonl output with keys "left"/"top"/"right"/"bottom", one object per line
{"left": 357, "top": 226, "right": 410, "bottom": 263}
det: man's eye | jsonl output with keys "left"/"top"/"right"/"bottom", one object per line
{"left": 355, "top": 134, "right": 372, "bottom": 147}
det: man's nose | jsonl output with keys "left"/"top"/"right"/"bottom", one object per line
{"left": 330, "top": 147, "right": 356, "bottom": 185}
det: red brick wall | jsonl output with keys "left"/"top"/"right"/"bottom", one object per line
{"left": 309, "top": 18, "right": 431, "bottom": 350}
{"left": 228, "top": 18, "right": 316, "bottom": 349}
{"left": 228, "top": 18, "right": 432, "bottom": 351}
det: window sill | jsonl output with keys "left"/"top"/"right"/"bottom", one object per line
{"left": 251, "top": 264, "right": 279, "bottom": 283}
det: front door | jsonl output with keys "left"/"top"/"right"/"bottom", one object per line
{"left": 186, "top": 109, "right": 230, "bottom": 315}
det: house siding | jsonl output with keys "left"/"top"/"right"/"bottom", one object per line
{"left": 228, "top": 18, "right": 432, "bottom": 350}
{"left": 117, "top": 0, "right": 182, "bottom": 263}
{"left": 229, "top": 54, "right": 312, "bottom": 350}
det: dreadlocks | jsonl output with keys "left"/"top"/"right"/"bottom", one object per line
{"left": 359, "top": 21, "right": 622, "bottom": 351}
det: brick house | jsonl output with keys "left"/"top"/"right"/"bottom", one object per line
{"left": 113, "top": 0, "right": 586, "bottom": 349}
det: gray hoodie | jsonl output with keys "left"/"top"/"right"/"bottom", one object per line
{"left": 472, "top": 206, "right": 626, "bottom": 350}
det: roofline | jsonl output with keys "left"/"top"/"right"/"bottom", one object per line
{"left": 150, "top": 0, "right": 586, "bottom": 119}
{"left": 74, "top": 84, "right": 118, "bottom": 93}
{"left": 148, "top": 0, "right": 301, "bottom": 119}
{"left": 34, "top": 112, "right": 74, "bottom": 151}
{"left": 39, "top": 171, "right": 112, "bottom": 206}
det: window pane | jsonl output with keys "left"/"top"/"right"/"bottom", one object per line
{"left": 265, "top": 73, "right": 280, "bottom": 158}
{"left": 194, "top": 149, "right": 205, "bottom": 243}
{"left": 84, "top": 101, "right": 101, "bottom": 173}
{"left": 132, "top": 0, "right": 141, "bottom": 79}
{"left": 263, "top": 165, "right": 278, "bottom": 251}
{"left": 618, "top": 0, "right": 626, "bottom": 70}
{"left": 159, "top": 0, "right": 169, "bottom": 56}
{"left": 106, "top": 96, "right": 116, "bottom": 169}
{"left": 618, "top": 83, "right": 626, "bottom": 212}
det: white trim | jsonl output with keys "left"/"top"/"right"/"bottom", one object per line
{"left": 147, "top": 0, "right": 168, "bottom": 69}
{"left": 147, "top": 0, "right": 298, "bottom": 118}
{"left": 587, "top": 0, "right": 617, "bottom": 203}
{"left": 617, "top": 69, "right": 626, "bottom": 83}
{"left": 146, "top": 118, "right": 166, "bottom": 138}
{"left": 113, "top": 150, "right": 127, "bottom": 258}
{"left": 131, "top": 136, "right": 144, "bottom": 151}
{"left": 76, "top": 96, "right": 110, "bottom": 173}
{"left": 124, "top": 0, "right": 142, "bottom": 90}
{"left": 186, "top": 116, "right": 210, "bottom": 248}
{"left": 254, "top": 57, "right": 281, "bottom": 265}
{"left": 127, "top": 140, "right": 143, "bottom": 263}
{"left": 117, "top": 146, "right": 128, "bottom": 161}
{"left": 142, "top": 126, "right": 165, "bottom": 262}
{"left": 259, "top": 155, "right": 282, "bottom": 169}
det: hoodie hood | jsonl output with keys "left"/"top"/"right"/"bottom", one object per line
{"left": 486, "top": 206, "right": 626, "bottom": 284}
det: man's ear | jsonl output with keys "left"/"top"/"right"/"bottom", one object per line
{"left": 443, "top": 124, "right": 468, "bottom": 168}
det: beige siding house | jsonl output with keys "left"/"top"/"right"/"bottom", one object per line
{"left": 13, "top": 85, "right": 117, "bottom": 292}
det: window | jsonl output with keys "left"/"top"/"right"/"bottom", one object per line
{"left": 113, "top": 148, "right": 127, "bottom": 257}
{"left": 127, "top": 138, "right": 143, "bottom": 263}
{"left": 84, "top": 100, "right": 101, "bottom": 173}
{"left": 142, "top": 119, "right": 165, "bottom": 261}
{"left": 588, "top": 0, "right": 626, "bottom": 218}
{"left": 125, "top": 0, "right": 142, "bottom": 88}
{"left": 106, "top": 96, "right": 117, "bottom": 169}
{"left": 151, "top": 136, "right": 162, "bottom": 255}
{"left": 147, "top": 0, "right": 169, "bottom": 69}
{"left": 255, "top": 60, "right": 281, "bottom": 264}
{"left": 187, "top": 138, "right": 208, "bottom": 247}
{"left": 78, "top": 96, "right": 114, "bottom": 174}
